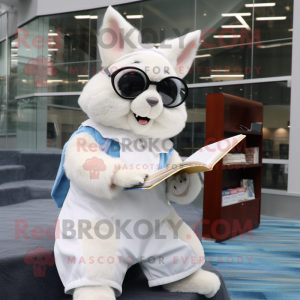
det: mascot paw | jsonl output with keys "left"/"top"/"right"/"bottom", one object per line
{"left": 201, "top": 271, "right": 221, "bottom": 298}
{"left": 73, "top": 286, "right": 115, "bottom": 300}
{"left": 163, "top": 268, "right": 220, "bottom": 298}
{"left": 113, "top": 168, "right": 149, "bottom": 188}
{"left": 168, "top": 172, "right": 190, "bottom": 196}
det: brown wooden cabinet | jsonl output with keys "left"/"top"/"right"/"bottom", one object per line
{"left": 203, "top": 93, "right": 263, "bottom": 242}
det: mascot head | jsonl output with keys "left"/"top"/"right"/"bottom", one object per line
{"left": 79, "top": 6, "right": 201, "bottom": 139}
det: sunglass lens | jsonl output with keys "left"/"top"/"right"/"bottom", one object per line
{"left": 157, "top": 78, "right": 187, "bottom": 107}
{"left": 117, "top": 71, "right": 146, "bottom": 98}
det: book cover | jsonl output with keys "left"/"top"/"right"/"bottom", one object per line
{"left": 222, "top": 190, "right": 231, "bottom": 207}
{"left": 228, "top": 189, "right": 238, "bottom": 205}
{"left": 240, "top": 179, "right": 255, "bottom": 200}
{"left": 236, "top": 187, "right": 246, "bottom": 202}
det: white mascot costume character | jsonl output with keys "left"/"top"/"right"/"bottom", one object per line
{"left": 52, "top": 6, "right": 221, "bottom": 300}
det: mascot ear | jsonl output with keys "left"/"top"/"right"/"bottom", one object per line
{"left": 98, "top": 6, "right": 141, "bottom": 66}
{"left": 159, "top": 30, "right": 201, "bottom": 79}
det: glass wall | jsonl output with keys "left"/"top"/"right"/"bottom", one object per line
{"left": 0, "top": 0, "right": 293, "bottom": 191}
{"left": 10, "top": 0, "right": 293, "bottom": 95}
{"left": 175, "top": 81, "right": 290, "bottom": 191}
{"left": 16, "top": 96, "right": 87, "bottom": 150}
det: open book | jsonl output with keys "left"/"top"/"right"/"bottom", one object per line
{"left": 125, "top": 134, "right": 246, "bottom": 190}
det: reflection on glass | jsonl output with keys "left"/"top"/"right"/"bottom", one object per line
{"left": 196, "top": 0, "right": 253, "bottom": 83}
{"left": 174, "top": 81, "right": 290, "bottom": 158}
{"left": 46, "top": 106, "right": 87, "bottom": 150}
{"left": 262, "top": 163, "right": 288, "bottom": 190}
{"left": 252, "top": 81, "right": 290, "bottom": 159}
{"left": 0, "top": 40, "right": 7, "bottom": 148}
{"left": 172, "top": 86, "right": 194, "bottom": 157}
{"left": 253, "top": 40, "right": 292, "bottom": 78}
{"left": 16, "top": 97, "right": 87, "bottom": 150}
{"left": 8, "top": 36, "right": 18, "bottom": 141}
{"left": 254, "top": 0, "right": 293, "bottom": 42}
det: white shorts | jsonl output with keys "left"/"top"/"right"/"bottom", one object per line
{"left": 54, "top": 183, "right": 205, "bottom": 296}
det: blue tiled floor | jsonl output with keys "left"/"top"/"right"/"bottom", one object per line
{"left": 199, "top": 212, "right": 300, "bottom": 300}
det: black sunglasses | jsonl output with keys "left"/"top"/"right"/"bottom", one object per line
{"left": 104, "top": 66, "right": 189, "bottom": 108}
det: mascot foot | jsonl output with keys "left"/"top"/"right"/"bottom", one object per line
{"left": 73, "top": 286, "right": 115, "bottom": 300}
{"left": 163, "top": 268, "right": 221, "bottom": 298}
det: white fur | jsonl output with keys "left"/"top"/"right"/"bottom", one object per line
{"left": 74, "top": 286, "right": 115, "bottom": 300}
{"left": 164, "top": 210, "right": 204, "bottom": 262}
{"left": 159, "top": 31, "right": 201, "bottom": 79}
{"left": 81, "top": 221, "right": 118, "bottom": 282}
{"left": 163, "top": 268, "right": 221, "bottom": 298}
{"left": 98, "top": 6, "right": 141, "bottom": 67}
{"left": 113, "top": 168, "right": 148, "bottom": 188}
{"left": 64, "top": 132, "right": 148, "bottom": 198}
{"left": 166, "top": 150, "right": 202, "bottom": 204}
{"left": 78, "top": 5, "right": 201, "bottom": 140}
{"left": 69, "top": 6, "right": 219, "bottom": 299}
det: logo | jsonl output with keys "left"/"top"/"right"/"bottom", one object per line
{"left": 24, "top": 56, "right": 57, "bottom": 88}
{"left": 24, "top": 246, "right": 55, "bottom": 277}
{"left": 83, "top": 157, "right": 106, "bottom": 179}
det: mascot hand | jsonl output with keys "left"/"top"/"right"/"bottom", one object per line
{"left": 113, "top": 168, "right": 149, "bottom": 188}
{"left": 167, "top": 173, "right": 201, "bottom": 205}
{"left": 168, "top": 173, "right": 190, "bottom": 196}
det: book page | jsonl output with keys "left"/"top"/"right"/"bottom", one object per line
{"left": 125, "top": 134, "right": 245, "bottom": 191}
{"left": 185, "top": 135, "right": 245, "bottom": 167}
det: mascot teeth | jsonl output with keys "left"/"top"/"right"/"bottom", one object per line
{"left": 133, "top": 113, "right": 150, "bottom": 125}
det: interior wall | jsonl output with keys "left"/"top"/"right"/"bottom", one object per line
{"left": 261, "top": 193, "right": 300, "bottom": 220}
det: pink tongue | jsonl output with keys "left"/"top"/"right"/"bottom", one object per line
{"left": 139, "top": 119, "right": 148, "bottom": 125}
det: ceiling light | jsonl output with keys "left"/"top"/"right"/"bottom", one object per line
{"left": 48, "top": 48, "right": 58, "bottom": 51}
{"left": 259, "top": 42, "right": 292, "bottom": 48}
{"left": 245, "top": 3, "right": 276, "bottom": 7}
{"left": 90, "top": 16, "right": 98, "bottom": 19}
{"left": 47, "top": 80, "right": 63, "bottom": 83}
{"left": 214, "top": 35, "right": 241, "bottom": 38}
{"left": 222, "top": 25, "right": 247, "bottom": 29}
{"left": 11, "top": 54, "right": 18, "bottom": 57}
{"left": 48, "top": 54, "right": 52, "bottom": 57}
{"left": 211, "top": 74, "right": 244, "bottom": 78}
{"left": 11, "top": 48, "right": 18, "bottom": 51}
{"left": 256, "top": 17, "right": 287, "bottom": 21}
{"left": 199, "top": 75, "right": 244, "bottom": 79}
{"left": 22, "top": 79, "right": 27, "bottom": 83}
{"left": 288, "top": 29, "right": 293, "bottom": 32}
{"left": 195, "top": 54, "right": 211, "bottom": 58}
{"left": 78, "top": 80, "right": 89, "bottom": 82}
{"left": 78, "top": 75, "right": 89, "bottom": 77}
{"left": 126, "top": 15, "right": 144, "bottom": 19}
{"left": 48, "top": 33, "right": 58, "bottom": 36}
{"left": 222, "top": 13, "right": 251, "bottom": 17}
{"left": 48, "top": 42, "right": 56, "bottom": 45}
{"left": 211, "top": 70, "right": 228, "bottom": 72}
{"left": 75, "top": 15, "right": 90, "bottom": 19}
{"left": 222, "top": 13, "right": 251, "bottom": 30}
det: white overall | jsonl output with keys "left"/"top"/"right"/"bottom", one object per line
{"left": 54, "top": 119, "right": 204, "bottom": 296}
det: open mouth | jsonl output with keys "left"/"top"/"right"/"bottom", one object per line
{"left": 133, "top": 112, "right": 150, "bottom": 125}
